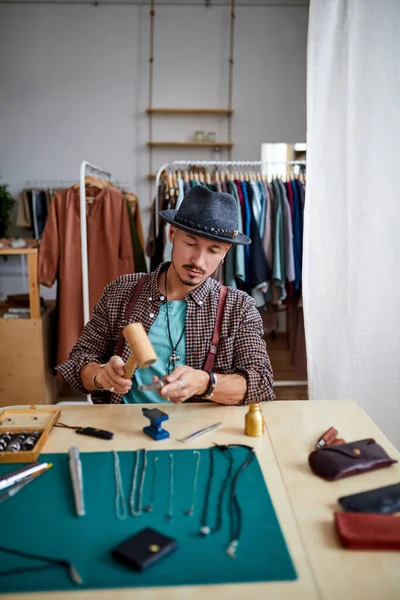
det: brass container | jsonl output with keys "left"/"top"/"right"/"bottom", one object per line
{"left": 245, "top": 403, "right": 264, "bottom": 437}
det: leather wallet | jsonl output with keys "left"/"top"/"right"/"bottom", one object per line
{"left": 308, "top": 438, "right": 397, "bottom": 481}
{"left": 111, "top": 527, "right": 178, "bottom": 571}
{"left": 334, "top": 511, "right": 400, "bottom": 550}
{"left": 338, "top": 482, "right": 400, "bottom": 514}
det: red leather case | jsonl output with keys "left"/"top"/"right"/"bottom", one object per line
{"left": 308, "top": 438, "right": 397, "bottom": 481}
{"left": 334, "top": 512, "right": 400, "bottom": 550}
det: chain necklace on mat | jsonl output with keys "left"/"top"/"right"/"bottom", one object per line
{"left": 144, "top": 456, "right": 159, "bottom": 513}
{"left": 225, "top": 445, "right": 255, "bottom": 558}
{"left": 200, "top": 445, "right": 234, "bottom": 535}
{"left": 167, "top": 453, "right": 174, "bottom": 521}
{"left": 185, "top": 451, "right": 201, "bottom": 516}
{"left": 164, "top": 270, "right": 186, "bottom": 373}
{"left": 0, "top": 545, "right": 82, "bottom": 585}
{"left": 113, "top": 450, "right": 127, "bottom": 520}
{"left": 200, "top": 444, "right": 255, "bottom": 558}
{"left": 130, "top": 449, "right": 147, "bottom": 517}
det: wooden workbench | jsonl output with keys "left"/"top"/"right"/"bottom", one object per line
{"left": 1, "top": 400, "right": 399, "bottom": 599}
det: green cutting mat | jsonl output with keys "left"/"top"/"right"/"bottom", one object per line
{"left": 0, "top": 447, "right": 296, "bottom": 593}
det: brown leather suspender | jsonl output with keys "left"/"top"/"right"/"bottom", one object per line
{"left": 115, "top": 273, "right": 227, "bottom": 370}
{"left": 114, "top": 274, "right": 149, "bottom": 357}
{"left": 203, "top": 284, "right": 227, "bottom": 371}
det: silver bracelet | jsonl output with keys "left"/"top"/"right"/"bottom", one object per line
{"left": 200, "top": 371, "right": 218, "bottom": 399}
{"left": 92, "top": 364, "right": 106, "bottom": 391}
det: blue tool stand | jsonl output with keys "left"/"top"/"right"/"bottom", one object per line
{"left": 142, "top": 408, "right": 170, "bottom": 441}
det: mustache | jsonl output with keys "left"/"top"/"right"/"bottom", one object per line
{"left": 183, "top": 264, "right": 206, "bottom": 275}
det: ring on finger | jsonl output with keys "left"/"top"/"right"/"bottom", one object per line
{"left": 109, "top": 386, "right": 115, "bottom": 393}
{"left": 178, "top": 377, "right": 185, "bottom": 389}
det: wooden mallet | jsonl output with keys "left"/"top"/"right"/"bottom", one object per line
{"left": 122, "top": 323, "right": 158, "bottom": 379}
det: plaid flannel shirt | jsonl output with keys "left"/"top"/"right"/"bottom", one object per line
{"left": 56, "top": 262, "right": 275, "bottom": 405}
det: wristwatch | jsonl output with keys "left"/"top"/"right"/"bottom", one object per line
{"left": 199, "top": 371, "right": 218, "bottom": 400}
{"left": 92, "top": 364, "right": 106, "bottom": 391}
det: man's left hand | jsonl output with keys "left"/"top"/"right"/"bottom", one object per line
{"left": 158, "top": 366, "right": 209, "bottom": 404}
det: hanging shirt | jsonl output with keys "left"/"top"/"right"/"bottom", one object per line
{"left": 278, "top": 180, "right": 295, "bottom": 284}
{"left": 226, "top": 180, "right": 245, "bottom": 288}
{"left": 164, "top": 178, "right": 185, "bottom": 262}
{"left": 262, "top": 182, "right": 273, "bottom": 273}
{"left": 240, "top": 182, "right": 252, "bottom": 292}
{"left": 244, "top": 182, "right": 269, "bottom": 298}
{"left": 271, "top": 179, "right": 286, "bottom": 300}
{"left": 291, "top": 180, "right": 303, "bottom": 291}
{"left": 257, "top": 181, "right": 267, "bottom": 239}
{"left": 250, "top": 181, "right": 263, "bottom": 236}
{"left": 38, "top": 186, "right": 135, "bottom": 366}
{"left": 176, "top": 177, "right": 185, "bottom": 210}
{"left": 123, "top": 300, "right": 187, "bottom": 404}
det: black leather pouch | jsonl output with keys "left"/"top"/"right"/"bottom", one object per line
{"left": 112, "top": 527, "right": 178, "bottom": 571}
{"left": 308, "top": 438, "right": 397, "bottom": 481}
{"left": 338, "top": 482, "right": 400, "bottom": 514}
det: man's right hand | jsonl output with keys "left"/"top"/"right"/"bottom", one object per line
{"left": 81, "top": 357, "right": 132, "bottom": 395}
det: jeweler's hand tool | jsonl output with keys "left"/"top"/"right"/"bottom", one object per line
{"left": 122, "top": 323, "right": 158, "bottom": 379}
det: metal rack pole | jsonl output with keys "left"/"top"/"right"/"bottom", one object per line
{"left": 79, "top": 160, "right": 111, "bottom": 327}
{"left": 79, "top": 160, "right": 111, "bottom": 405}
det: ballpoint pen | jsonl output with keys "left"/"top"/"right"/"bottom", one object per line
{"left": 69, "top": 446, "right": 85, "bottom": 517}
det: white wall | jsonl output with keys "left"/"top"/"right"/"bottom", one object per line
{"left": 0, "top": 0, "right": 308, "bottom": 297}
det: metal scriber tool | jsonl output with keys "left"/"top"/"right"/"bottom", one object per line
{"left": 177, "top": 421, "right": 222, "bottom": 443}
{"left": 69, "top": 446, "right": 85, "bottom": 517}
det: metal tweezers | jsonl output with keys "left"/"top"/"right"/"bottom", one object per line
{"left": 176, "top": 421, "right": 222, "bottom": 443}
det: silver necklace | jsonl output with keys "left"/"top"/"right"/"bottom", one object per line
{"left": 185, "top": 450, "right": 201, "bottom": 516}
{"left": 130, "top": 449, "right": 147, "bottom": 517}
{"left": 167, "top": 453, "right": 174, "bottom": 521}
{"left": 144, "top": 456, "right": 159, "bottom": 512}
{"left": 112, "top": 450, "right": 127, "bottom": 521}
{"left": 164, "top": 270, "right": 185, "bottom": 373}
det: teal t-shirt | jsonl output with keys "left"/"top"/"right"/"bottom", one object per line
{"left": 123, "top": 300, "right": 187, "bottom": 404}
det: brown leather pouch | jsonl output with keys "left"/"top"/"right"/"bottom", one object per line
{"left": 308, "top": 438, "right": 397, "bottom": 481}
{"left": 334, "top": 511, "right": 400, "bottom": 550}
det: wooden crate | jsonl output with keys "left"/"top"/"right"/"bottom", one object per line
{"left": 0, "top": 241, "right": 60, "bottom": 406}
{"left": 0, "top": 405, "right": 60, "bottom": 463}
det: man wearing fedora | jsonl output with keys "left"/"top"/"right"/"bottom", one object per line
{"left": 57, "top": 186, "right": 274, "bottom": 405}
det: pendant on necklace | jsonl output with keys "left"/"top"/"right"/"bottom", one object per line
{"left": 169, "top": 350, "right": 180, "bottom": 369}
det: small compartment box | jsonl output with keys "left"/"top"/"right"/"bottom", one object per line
{"left": 0, "top": 405, "right": 60, "bottom": 463}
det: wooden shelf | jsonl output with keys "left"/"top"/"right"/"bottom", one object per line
{"left": 0, "top": 239, "right": 38, "bottom": 256}
{"left": 147, "top": 108, "right": 233, "bottom": 116}
{"left": 147, "top": 141, "right": 233, "bottom": 149}
{"left": 0, "top": 247, "right": 60, "bottom": 406}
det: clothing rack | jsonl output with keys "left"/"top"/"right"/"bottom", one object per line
{"left": 154, "top": 159, "right": 308, "bottom": 392}
{"left": 154, "top": 159, "right": 306, "bottom": 231}
{"left": 24, "top": 179, "right": 131, "bottom": 190}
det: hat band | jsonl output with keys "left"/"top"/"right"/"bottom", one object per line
{"left": 175, "top": 215, "right": 239, "bottom": 240}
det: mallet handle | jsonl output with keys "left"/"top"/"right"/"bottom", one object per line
{"left": 123, "top": 356, "right": 138, "bottom": 379}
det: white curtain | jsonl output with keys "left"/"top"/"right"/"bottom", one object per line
{"left": 304, "top": 0, "right": 400, "bottom": 448}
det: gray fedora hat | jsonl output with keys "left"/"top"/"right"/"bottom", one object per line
{"left": 159, "top": 185, "right": 251, "bottom": 245}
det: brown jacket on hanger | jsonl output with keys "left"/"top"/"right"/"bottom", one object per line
{"left": 125, "top": 192, "right": 145, "bottom": 250}
{"left": 39, "top": 186, "right": 135, "bottom": 367}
